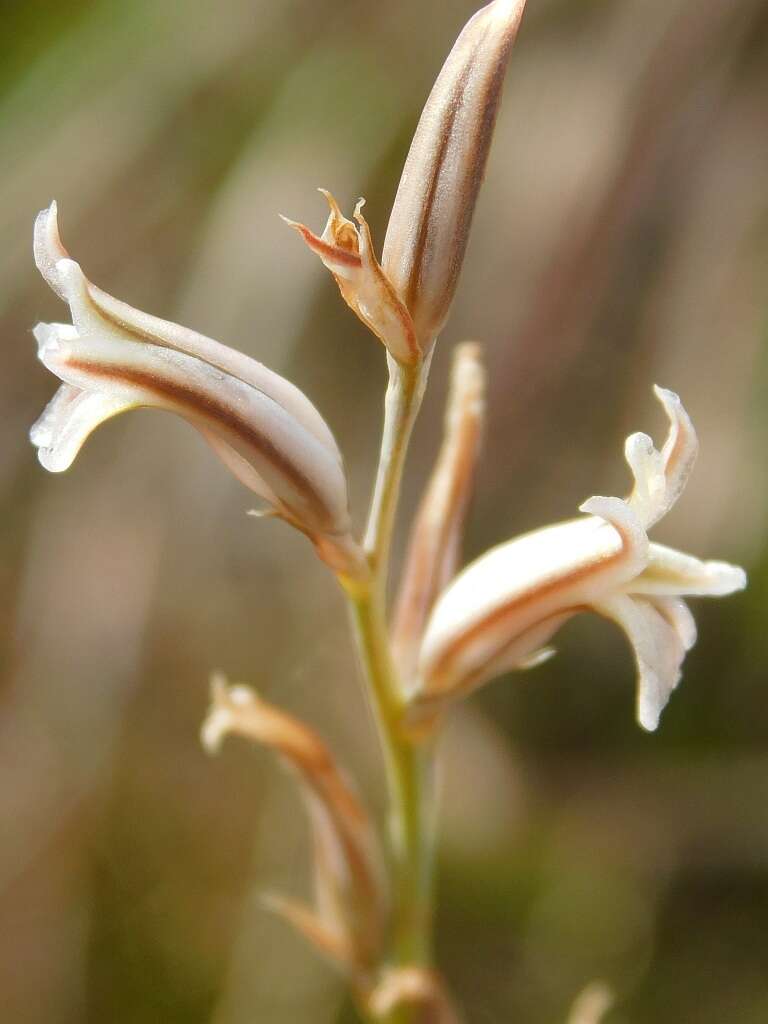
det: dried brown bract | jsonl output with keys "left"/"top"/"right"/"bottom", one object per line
{"left": 202, "top": 676, "right": 386, "bottom": 978}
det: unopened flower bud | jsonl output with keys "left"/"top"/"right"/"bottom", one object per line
{"left": 31, "top": 202, "right": 364, "bottom": 576}
{"left": 382, "top": 0, "right": 527, "bottom": 349}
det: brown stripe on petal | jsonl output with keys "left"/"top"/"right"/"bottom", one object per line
{"left": 425, "top": 540, "right": 631, "bottom": 695}
{"left": 285, "top": 221, "right": 363, "bottom": 270}
{"left": 67, "top": 359, "right": 339, "bottom": 534}
{"left": 383, "top": 1, "right": 527, "bottom": 347}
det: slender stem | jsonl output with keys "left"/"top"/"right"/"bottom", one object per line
{"left": 344, "top": 352, "right": 435, "bottom": 1023}
{"left": 364, "top": 356, "right": 428, "bottom": 583}
{"left": 347, "top": 583, "right": 434, "bottom": 962}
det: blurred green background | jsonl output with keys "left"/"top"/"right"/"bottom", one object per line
{"left": 2, "top": 0, "right": 767, "bottom": 1021}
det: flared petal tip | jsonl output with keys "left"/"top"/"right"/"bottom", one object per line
{"left": 34, "top": 446, "right": 72, "bottom": 474}
{"left": 703, "top": 560, "right": 747, "bottom": 595}
{"left": 653, "top": 383, "right": 682, "bottom": 410}
{"left": 200, "top": 674, "right": 256, "bottom": 754}
{"left": 33, "top": 200, "right": 59, "bottom": 245}
{"left": 33, "top": 321, "right": 78, "bottom": 360}
{"left": 638, "top": 699, "right": 662, "bottom": 732}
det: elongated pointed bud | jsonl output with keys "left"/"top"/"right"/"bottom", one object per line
{"left": 202, "top": 676, "right": 386, "bottom": 977}
{"left": 392, "top": 343, "right": 485, "bottom": 680}
{"left": 382, "top": 0, "right": 527, "bottom": 350}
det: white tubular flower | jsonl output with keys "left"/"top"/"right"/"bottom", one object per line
{"left": 412, "top": 387, "right": 747, "bottom": 732}
{"left": 31, "top": 202, "right": 364, "bottom": 576}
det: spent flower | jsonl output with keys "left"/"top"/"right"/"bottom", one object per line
{"left": 282, "top": 191, "right": 419, "bottom": 365}
{"left": 202, "top": 675, "right": 385, "bottom": 977}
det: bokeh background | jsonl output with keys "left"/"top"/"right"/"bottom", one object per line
{"left": 2, "top": 0, "right": 767, "bottom": 1021}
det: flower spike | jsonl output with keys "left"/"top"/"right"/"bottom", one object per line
{"left": 282, "top": 190, "right": 419, "bottom": 365}
{"left": 31, "top": 202, "right": 364, "bottom": 577}
{"left": 411, "top": 387, "right": 746, "bottom": 732}
{"left": 202, "top": 675, "right": 386, "bottom": 977}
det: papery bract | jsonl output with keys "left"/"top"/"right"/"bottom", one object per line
{"left": 283, "top": 191, "right": 419, "bottom": 365}
{"left": 202, "top": 676, "right": 385, "bottom": 977}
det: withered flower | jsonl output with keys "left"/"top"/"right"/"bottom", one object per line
{"left": 31, "top": 202, "right": 363, "bottom": 575}
{"left": 202, "top": 675, "right": 386, "bottom": 979}
{"left": 282, "top": 192, "right": 419, "bottom": 365}
{"left": 382, "top": 0, "right": 527, "bottom": 350}
{"left": 411, "top": 387, "right": 746, "bottom": 732}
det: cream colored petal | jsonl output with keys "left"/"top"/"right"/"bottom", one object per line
{"left": 35, "top": 321, "right": 351, "bottom": 540}
{"left": 647, "top": 595, "right": 697, "bottom": 653}
{"left": 655, "top": 385, "right": 698, "bottom": 511}
{"left": 196, "top": 428, "right": 280, "bottom": 509}
{"left": 30, "top": 380, "right": 137, "bottom": 473}
{"left": 624, "top": 387, "right": 699, "bottom": 528}
{"left": 35, "top": 202, "right": 339, "bottom": 454}
{"left": 624, "top": 430, "right": 666, "bottom": 526}
{"left": 416, "top": 507, "right": 647, "bottom": 709}
{"left": 33, "top": 200, "right": 69, "bottom": 300}
{"left": 593, "top": 592, "right": 687, "bottom": 731}
{"left": 630, "top": 542, "right": 747, "bottom": 597}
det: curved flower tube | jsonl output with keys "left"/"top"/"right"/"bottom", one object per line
{"left": 31, "top": 202, "right": 364, "bottom": 576}
{"left": 411, "top": 387, "right": 746, "bottom": 732}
